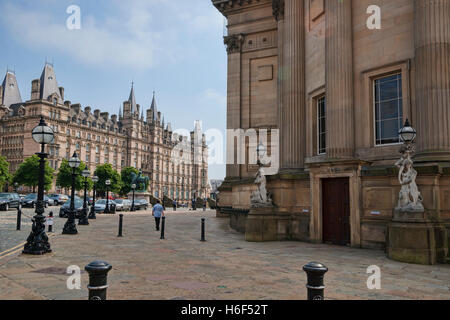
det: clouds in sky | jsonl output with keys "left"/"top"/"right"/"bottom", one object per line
{"left": 0, "top": 0, "right": 224, "bottom": 70}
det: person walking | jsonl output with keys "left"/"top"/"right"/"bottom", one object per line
{"left": 152, "top": 200, "right": 165, "bottom": 231}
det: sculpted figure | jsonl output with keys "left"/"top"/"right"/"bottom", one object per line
{"left": 395, "top": 153, "right": 423, "bottom": 211}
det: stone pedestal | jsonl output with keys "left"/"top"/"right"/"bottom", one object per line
{"left": 245, "top": 206, "right": 290, "bottom": 242}
{"left": 127, "top": 192, "right": 151, "bottom": 203}
{"left": 387, "top": 209, "right": 448, "bottom": 265}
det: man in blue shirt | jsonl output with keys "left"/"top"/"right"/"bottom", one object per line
{"left": 152, "top": 200, "right": 165, "bottom": 231}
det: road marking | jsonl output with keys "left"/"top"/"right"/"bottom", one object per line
{"left": 0, "top": 246, "right": 24, "bottom": 259}
{"left": 0, "top": 242, "right": 26, "bottom": 258}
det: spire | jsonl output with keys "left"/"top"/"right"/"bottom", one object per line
{"left": 150, "top": 91, "right": 157, "bottom": 121}
{"left": 129, "top": 82, "right": 137, "bottom": 114}
{"left": 1, "top": 70, "right": 22, "bottom": 108}
{"left": 162, "top": 116, "right": 165, "bottom": 128}
{"left": 194, "top": 120, "right": 202, "bottom": 132}
{"left": 40, "top": 63, "right": 62, "bottom": 104}
{"left": 167, "top": 122, "right": 172, "bottom": 132}
{"left": 141, "top": 109, "right": 144, "bottom": 121}
{"left": 119, "top": 106, "right": 122, "bottom": 118}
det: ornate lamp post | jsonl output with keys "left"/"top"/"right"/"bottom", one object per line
{"left": 394, "top": 119, "right": 423, "bottom": 212}
{"left": 79, "top": 169, "right": 90, "bottom": 225}
{"left": 23, "top": 117, "right": 54, "bottom": 255}
{"left": 62, "top": 152, "right": 81, "bottom": 235}
{"left": 104, "top": 179, "right": 111, "bottom": 213}
{"left": 131, "top": 183, "right": 136, "bottom": 212}
{"left": 89, "top": 175, "right": 99, "bottom": 219}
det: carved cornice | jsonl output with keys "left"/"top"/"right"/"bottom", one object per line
{"left": 212, "top": 0, "right": 262, "bottom": 14}
{"left": 272, "top": 0, "right": 284, "bottom": 21}
{"left": 224, "top": 33, "right": 245, "bottom": 54}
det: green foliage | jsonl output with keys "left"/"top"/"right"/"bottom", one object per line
{"left": 94, "top": 164, "right": 121, "bottom": 195}
{"left": 56, "top": 159, "right": 93, "bottom": 192}
{"left": 0, "top": 156, "right": 11, "bottom": 189}
{"left": 12, "top": 155, "right": 54, "bottom": 191}
{"left": 119, "top": 167, "right": 139, "bottom": 196}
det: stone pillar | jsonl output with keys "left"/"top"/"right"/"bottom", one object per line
{"left": 224, "top": 34, "right": 244, "bottom": 178}
{"left": 413, "top": 0, "right": 450, "bottom": 159}
{"left": 273, "top": 0, "right": 285, "bottom": 168}
{"left": 280, "top": 0, "right": 306, "bottom": 169}
{"left": 325, "top": 0, "right": 354, "bottom": 159}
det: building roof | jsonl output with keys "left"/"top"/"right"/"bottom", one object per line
{"left": 39, "top": 63, "right": 63, "bottom": 104}
{"left": 1, "top": 71, "right": 22, "bottom": 109}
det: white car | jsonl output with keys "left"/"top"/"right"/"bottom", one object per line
{"left": 114, "top": 199, "right": 132, "bottom": 211}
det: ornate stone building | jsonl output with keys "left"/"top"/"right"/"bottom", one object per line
{"left": 0, "top": 63, "right": 210, "bottom": 201}
{"left": 213, "top": 0, "right": 450, "bottom": 256}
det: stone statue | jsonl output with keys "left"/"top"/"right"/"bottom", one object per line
{"left": 250, "top": 145, "right": 273, "bottom": 207}
{"left": 395, "top": 147, "right": 424, "bottom": 212}
{"left": 130, "top": 170, "right": 149, "bottom": 193}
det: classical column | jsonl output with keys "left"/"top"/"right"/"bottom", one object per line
{"left": 280, "top": 0, "right": 306, "bottom": 170}
{"left": 325, "top": 0, "right": 354, "bottom": 159}
{"left": 224, "top": 34, "right": 244, "bottom": 178}
{"left": 413, "top": 0, "right": 450, "bottom": 159}
{"left": 273, "top": 0, "right": 285, "bottom": 167}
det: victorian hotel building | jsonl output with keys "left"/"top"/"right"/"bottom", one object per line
{"left": 213, "top": 0, "right": 450, "bottom": 257}
{"left": 0, "top": 63, "right": 210, "bottom": 202}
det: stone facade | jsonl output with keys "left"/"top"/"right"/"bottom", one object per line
{"left": 0, "top": 64, "right": 210, "bottom": 201}
{"left": 213, "top": 0, "right": 450, "bottom": 259}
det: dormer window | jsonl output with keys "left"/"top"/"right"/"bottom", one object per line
{"left": 53, "top": 97, "right": 57, "bottom": 105}
{"left": 9, "top": 83, "right": 14, "bottom": 88}
{"left": 48, "top": 76, "right": 53, "bottom": 80}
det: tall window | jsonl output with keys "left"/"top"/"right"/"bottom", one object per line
{"left": 317, "top": 96, "right": 326, "bottom": 155}
{"left": 374, "top": 73, "right": 403, "bottom": 145}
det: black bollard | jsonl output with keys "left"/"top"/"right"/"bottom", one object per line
{"left": 16, "top": 206, "right": 22, "bottom": 231}
{"left": 303, "top": 262, "right": 328, "bottom": 300}
{"left": 160, "top": 216, "right": 165, "bottom": 240}
{"left": 85, "top": 261, "right": 112, "bottom": 300}
{"left": 201, "top": 218, "right": 206, "bottom": 241}
{"left": 117, "top": 214, "right": 123, "bottom": 237}
{"left": 48, "top": 211, "right": 54, "bottom": 233}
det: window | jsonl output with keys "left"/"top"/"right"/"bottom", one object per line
{"left": 86, "top": 144, "right": 90, "bottom": 152}
{"left": 317, "top": 96, "right": 326, "bottom": 155}
{"left": 374, "top": 73, "right": 403, "bottom": 145}
{"left": 76, "top": 143, "right": 80, "bottom": 150}
{"left": 86, "top": 155, "right": 89, "bottom": 162}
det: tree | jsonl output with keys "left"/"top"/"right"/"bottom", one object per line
{"left": 119, "top": 167, "right": 139, "bottom": 196}
{"left": 0, "top": 156, "right": 11, "bottom": 190}
{"left": 56, "top": 159, "right": 93, "bottom": 193}
{"left": 12, "top": 155, "right": 54, "bottom": 192}
{"left": 94, "top": 164, "right": 121, "bottom": 196}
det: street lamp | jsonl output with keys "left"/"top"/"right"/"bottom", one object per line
{"left": 23, "top": 116, "right": 54, "bottom": 255}
{"left": 131, "top": 183, "right": 136, "bottom": 212}
{"left": 104, "top": 179, "right": 111, "bottom": 213}
{"left": 62, "top": 152, "right": 81, "bottom": 235}
{"left": 399, "top": 119, "right": 417, "bottom": 145}
{"left": 192, "top": 189, "right": 197, "bottom": 211}
{"left": 14, "top": 182, "right": 18, "bottom": 193}
{"left": 79, "top": 169, "right": 90, "bottom": 225}
{"left": 89, "top": 175, "right": 99, "bottom": 219}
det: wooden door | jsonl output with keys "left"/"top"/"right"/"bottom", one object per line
{"left": 322, "top": 178, "right": 350, "bottom": 246}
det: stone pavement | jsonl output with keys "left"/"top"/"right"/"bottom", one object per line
{"left": 0, "top": 208, "right": 449, "bottom": 300}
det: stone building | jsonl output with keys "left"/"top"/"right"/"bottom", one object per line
{"left": 0, "top": 63, "right": 210, "bottom": 201}
{"left": 213, "top": 0, "right": 450, "bottom": 255}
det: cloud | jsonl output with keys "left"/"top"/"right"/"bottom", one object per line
{"left": 198, "top": 88, "right": 227, "bottom": 110}
{"left": 0, "top": 0, "right": 222, "bottom": 70}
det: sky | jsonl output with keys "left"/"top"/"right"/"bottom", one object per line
{"left": 0, "top": 0, "right": 227, "bottom": 180}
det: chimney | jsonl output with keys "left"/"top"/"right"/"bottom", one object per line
{"left": 94, "top": 109, "right": 101, "bottom": 118}
{"left": 59, "top": 87, "right": 65, "bottom": 101}
{"left": 70, "top": 103, "right": 81, "bottom": 114}
{"left": 100, "top": 112, "right": 109, "bottom": 120}
{"left": 31, "top": 79, "right": 40, "bottom": 100}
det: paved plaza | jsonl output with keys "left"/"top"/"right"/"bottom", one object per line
{"left": 0, "top": 207, "right": 449, "bottom": 300}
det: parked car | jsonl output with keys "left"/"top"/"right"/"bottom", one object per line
{"left": 94, "top": 199, "right": 117, "bottom": 213}
{"left": 0, "top": 193, "right": 21, "bottom": 211}
{"left": 21, "top": 194, "right": 54, "bottom": 208}
{"left": 134, "top": 199, "right": 149, "bottom": 211}
{"left": 114, "top": 199, "right": 132, "bottom": 211}
{"left": 49, "top": 194, "right": 69, "bottom": 205}
{"left": 87, "top": 197, "right": 94, "bottom": 206}
{"left": 59, "top": 196, "right": 84, "bottom": 218}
